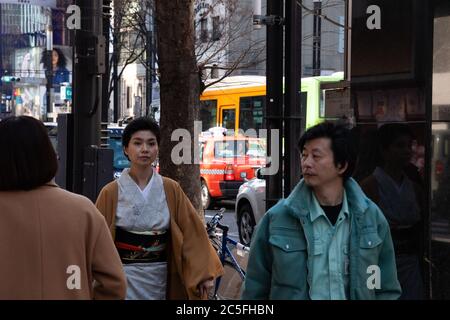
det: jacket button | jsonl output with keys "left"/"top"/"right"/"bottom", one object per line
{"left": 286, "top": 244, "right": 290, "bottom": 249}
{"left": 368, "top": 241, "right": 372, "bottom": 246}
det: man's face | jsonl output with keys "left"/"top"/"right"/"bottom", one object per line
{"left": 300, "top": 137, "right": 346, "bottom": 188}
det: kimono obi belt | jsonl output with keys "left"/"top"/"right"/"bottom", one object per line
{"left": 115, "top": 227, "right": 168, "bottom": 264}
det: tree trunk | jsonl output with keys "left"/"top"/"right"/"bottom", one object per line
{"left": 155, "top": 0, "right": 203, "bottom": 219}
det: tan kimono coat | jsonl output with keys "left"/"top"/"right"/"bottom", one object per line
{"left": 0, "top": 183, "right": 127, "bottom": 300}
{"left": 95, "top": 176, "right": 223, "bottom": 300}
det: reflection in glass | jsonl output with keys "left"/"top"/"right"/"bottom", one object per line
{"left": 430, "top": 7, "right": 450, "bottom": 299}
{"left": 358, "top": 123, "right": 425, "bottom": 299}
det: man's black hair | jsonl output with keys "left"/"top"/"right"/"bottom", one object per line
{"left": 297, "top": 122, "right": 357, "bottom": 180}
{"left": 122, "top": 116, "right": 161, "bottom": 148}
{"left": 0, "top": 116, "right": 58, "bottom": 191}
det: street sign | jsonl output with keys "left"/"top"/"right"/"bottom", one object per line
{"left": 60, "top": 84, "right": 72, "bottom": 101}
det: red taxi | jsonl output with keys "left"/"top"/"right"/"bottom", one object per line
{"left": 199, "top": 134, "right": 266, "bottom": 209}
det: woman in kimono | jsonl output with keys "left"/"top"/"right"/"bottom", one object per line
{"left": 95, "top": 117, "right": 223, "bottom": 300}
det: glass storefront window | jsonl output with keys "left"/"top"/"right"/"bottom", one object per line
{"left": 431, "top": 4, "right": 450, "bottom": 299}
{"left": 0, "top": 0, "right": 74, "bottom": 121}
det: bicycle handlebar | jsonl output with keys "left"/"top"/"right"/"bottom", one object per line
{"left": 206, "top": 207, "right": 226, "bottom": 233}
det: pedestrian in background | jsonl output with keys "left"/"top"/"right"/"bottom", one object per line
{"left": 360, "top": 123, "right": 425, "bottom": 299}
{"left": 242, "top": 122, "right": 401, "bottom": 300}
{"left": 0, "top": 116, "right": 126, "bottom": 300}
{"left": 95, "top": 117, "right": 223, "bottom": 300}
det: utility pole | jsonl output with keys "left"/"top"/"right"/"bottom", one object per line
{"left": 71, "top": 0, "right": 107, "bottom": 196}
{"left": 284, "top": 0, "right": 302, "bottom": 197}
{"left": 102, "top": 0, "right": 112, "bottom": 124}
{"left": 254, "top": 0, "right": 302, "bottom": 209}
{"left": 264, "top": 0, "right": 284, "bottom": 210}
{"left": 45, "top": 9, "right": 53, "bottom": 121}
{"left": 112, "top": 1, "right": 119, "bottom": 123}
{"left": 146, "top": 0, "right": 154, "bottom": 118}
{"left": 312, "top": 0, "right": 322, "bottom": 76}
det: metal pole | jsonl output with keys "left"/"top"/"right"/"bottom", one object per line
{"left": 113, "top": 1, "right": 119, "bottom": 122}
{"left": 284, "top": 0, "right": 302, "bottom": 197}
{"left": 265, "top": 0, "right": 284, "bottom": 210}
{"left": 146, "top": 1, "right": 154, "bottom": 117}
{"left": 102, "top": 0, "right": 111, "bottom": 123}
{"left": 72, "top": 0, "right": 103, "bottom": 194}
{"left": 312, "top": 0, "right": 322, "bottom": 76}
{"left": 45, "top": 12, "right": 53, "bottom": 121}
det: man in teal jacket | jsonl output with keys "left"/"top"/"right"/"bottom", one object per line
{"left": 242, "top": 122, "right": 401, "bottom": 300}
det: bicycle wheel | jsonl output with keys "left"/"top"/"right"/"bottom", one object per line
{"left": 211, "top": 261, "right": 245, "bottom": 300}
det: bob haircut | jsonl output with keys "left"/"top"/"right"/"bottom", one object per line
{"left": 297, "top": 121, "right": 357, "bottom": 181}
{"left": 122, "top": 116, "right": 161, "bottom": 148}
{"left": 0, "top": 116, "right": 57, "bottom": 191}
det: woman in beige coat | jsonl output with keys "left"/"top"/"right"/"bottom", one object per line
{"left": 95, "top": 117, "right": 223, "bottom": 300}
{"left": 0, "top": 116, "right": 126, "bottom": 300}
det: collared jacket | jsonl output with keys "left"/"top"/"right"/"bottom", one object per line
{"left": 0, "top": 183, "right": 127, "bottom": 300}
{"left": 241, "top": 178, "right": 401, "bottom": 300}
{"left": 95, "top": 176, "right": 223, "bottom": 300}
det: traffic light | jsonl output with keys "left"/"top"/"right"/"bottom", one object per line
{"left": 1, "top": 76, "right": 21, "bottom": 83}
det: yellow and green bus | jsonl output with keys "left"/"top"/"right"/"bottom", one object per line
{"left": 199, "top": 72, "right": 345, "bottom": 133}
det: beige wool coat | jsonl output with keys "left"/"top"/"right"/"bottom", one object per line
{"left": 0, "top": 183, "right": 127, "bottom": 300}
{"left": 95, "top": 176, "right": 224, "bottom": 300}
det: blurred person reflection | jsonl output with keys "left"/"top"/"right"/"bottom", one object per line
{"left": 360, "top": 123, "right": 425, "bottom": 300}
{"left": 0, "top": 116, "right": 126, "bottom": 299}
{"left": 41, "top": 48, "right": 70, "bottom": 87}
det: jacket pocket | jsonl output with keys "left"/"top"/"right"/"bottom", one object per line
{"left": 358, "top": 232, "right": 383, "bottom": 271}
{"left": 359, "top": 232, "right": 382, "bottom": 249}
{"left": 269, "top": 234, "right": 308, "bottom": 287}
{"left": 269, "top": 234, "right": 307, "bottom": 252}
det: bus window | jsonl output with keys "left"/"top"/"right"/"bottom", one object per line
{"left": 301, "top": 91, "right": 307, "bottom": 116}
{"left": 221, "top": 108, "right": 235, "bottom": 130}
{"left": 199, "top": 99, "right": 217, "bottom": 131}
{"left": 239, "top": 96, "right": 265, "bottom": 132}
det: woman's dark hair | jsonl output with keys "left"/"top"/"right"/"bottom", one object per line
{"left": 297, "top": 122, "right": 357, "bottom": 180}
{"left": 40, "top": 47, "right": 67, "bottom": 68}
{"left": 122, "top": 117, "right": 161, "bottom": 148}
{"left": 0, "top": 116, "right": 58, "bottom": 191}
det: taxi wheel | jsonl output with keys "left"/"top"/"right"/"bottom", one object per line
{"left": 238, "top": 203, "right": 256, "bottom": 246}
{"left": 201, "top": 180, "right": 213, "bottom": 210}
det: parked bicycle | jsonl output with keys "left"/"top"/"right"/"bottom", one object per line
{"left": 206, "top": 208, "right": 250, "bottom": 300}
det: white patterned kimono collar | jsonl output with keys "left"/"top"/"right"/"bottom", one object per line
{"left": 117, "top": 168, "right": 168, "bottom": 231}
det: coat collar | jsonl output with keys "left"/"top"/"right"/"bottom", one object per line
{"left": 44, "top": 180, "right": 58, "bottom": 188}
{"left": 284, "top": 178, "right": 369, "bottom": 220}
